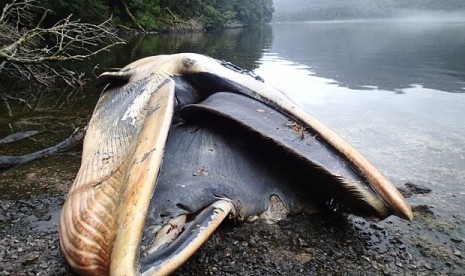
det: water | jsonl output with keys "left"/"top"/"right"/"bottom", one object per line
{"left": 254, "top": 21, "right": 465, "bottom": 217}
{"left": 1, "top": 21, "right": 465, "bottom": 217}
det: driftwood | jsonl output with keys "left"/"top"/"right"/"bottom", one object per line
{"left": 0, "top": 130, "right": 40, "bottom": 145}
{"left": 0, "top": 127, "right": 86, "bottom": 168}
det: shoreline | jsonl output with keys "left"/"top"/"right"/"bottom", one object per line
{"left": 1, "top": 154, "right": 464, "bottom": 275}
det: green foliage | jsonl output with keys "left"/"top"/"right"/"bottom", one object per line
{"left": 235, "top": 0, "right": 274, "bottom": 25}
{"left": 128, "top": 0, "right": 162, "bottom": 30}
{"left": 20, "top": 0, "right": 274, "bottom": 31}
{"left": 262, "top": 0, "right": 274, "bottom": 23}
{"left": 42, "top": 0, "right": 110, "bottom": 24}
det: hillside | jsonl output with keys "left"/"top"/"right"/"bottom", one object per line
{"left": 273, "top": 0, "right": 465, "bottom": 21}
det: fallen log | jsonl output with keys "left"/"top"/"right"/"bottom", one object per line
{"left": 0, "top": 130, "right": 40, "bottom": 146}
{"left": 0, "top": 127, "right": 86, "bottom": 168}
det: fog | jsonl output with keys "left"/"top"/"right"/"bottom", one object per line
{"left": 392, "top": 10, "right": 465, "bottom": 22}
{"left": 272, "top": 0, "right": 465, "bottom": 22}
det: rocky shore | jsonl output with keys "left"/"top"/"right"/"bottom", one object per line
{"left": 1, "top": 155, "right": 464, "bottom": 275}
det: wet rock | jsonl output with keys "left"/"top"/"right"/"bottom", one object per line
{"left": 451, "top": 237, "right": 463, "bottom": 244}
{"left": 405, "top": 182, "right": 432, "bottom": 195}
{"left": 397, "top": 187, "right": 413, "bottom": 198}
{"left": 402, "top": 252, "right": 412, "bottom": 260}
{"left": 3, "top": 161, "right": 465, "bottom": 276}
{"left": 21, "top": 252, "right": 39, "bottom": 265}
{"left": 370, "top": 223, "right": 384, "bottom": 230}
{"left": 412, "top": 205, "right": 435, "bottom": 215}
{"left": 424, "top": 263, "right": 433, "bottom": 270}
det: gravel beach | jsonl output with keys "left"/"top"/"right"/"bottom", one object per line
{"left": 1, "top": 154, "right": 464, "bottom": 275}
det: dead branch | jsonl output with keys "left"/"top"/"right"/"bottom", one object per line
{"left": 154, "top": 17, "right": 204, "bottom": 32}
{"left": 119, "top": 0, "right": 146, "bottom": 32}
{"left": 0, "top": 0, "right": 125, "bottom": 86}
{"left": 0, "top": 126, "right": 86, "bottom": 168}
{"left": 0, "top": 130, "right": 40, "bottom": 145}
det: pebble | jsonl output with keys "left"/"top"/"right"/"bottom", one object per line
{"left": 370, "top": 223, "right": 384, "bottom": 230}
{"left": 402, "top": 252, "right": 412, "bottom": 260}
{"left": 21, "top": 252, "right": 39, "bottom": 265}
{"left": 451, "top": 237, "right": 463, "bottom": 243}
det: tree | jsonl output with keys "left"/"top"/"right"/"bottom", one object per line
{"left": 113, "top": 0, "right": 274, "bottom": 31}
{"left": 235, "top": 0, "right": 274, "bottom": 26}
{"left": 42, "top": 0, "right": 111, "bottom": 24}
{"left": 0, "top": 0, "right": 124, "bottom": 86}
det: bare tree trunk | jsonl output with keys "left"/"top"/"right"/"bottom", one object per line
{"left": 119, "top": 0, "right": 146, "bottom": 32}
{"left": 0, "top": 130, "right": 40, "bottom": 146}
{"left": 0, "top": 127, "right": 86, "bottom": 168}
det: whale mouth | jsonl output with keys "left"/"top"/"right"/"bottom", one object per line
{"left": 136, "top": 91, "right": 408, "bottom": 274}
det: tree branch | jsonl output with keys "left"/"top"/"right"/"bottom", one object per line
{"left": 119, "top": 0, "right": 146, "bottom": 32}
{"left": 0, "top": 126, "right": 86, "bottom": 168}
{"left": 0, "top": 0, "right": 125, "bottom": 86}
{"left": 0, "top": 130, "right": 40, "bottom": 145}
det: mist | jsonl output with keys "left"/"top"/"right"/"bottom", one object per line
{"left": 392, "top": 10, "right": 465, "bottom": 22}
{"left": 272, "top": 0, "right": 465, "bottom": 22}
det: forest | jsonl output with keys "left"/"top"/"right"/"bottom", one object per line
{"left": 41, "top": 0, "right": 274, "bottom": 31}
{"left": 0, "top": 0, "right": 274, "bottom": 85}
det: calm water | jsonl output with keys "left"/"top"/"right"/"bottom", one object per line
{"left": 2, "top": 21, "right": 465, "bottom": 216}
{"left": 254, "top": 21, "right": 465, "bottom": 217}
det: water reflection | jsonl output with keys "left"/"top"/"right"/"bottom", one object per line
{"left": 256, "top": 53, "right": 465, "bottom": 216}
{"left": 0, "top": 26, "right": 273, "bottom": 144}
{"left": 270, "top": 21, "right": 465, "bottom": 93}
{"left": 256, "top": 30, "right": 465, "bottom": 216}
{"left": 104, "top": 26, "right": 273, "bottom": 70}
